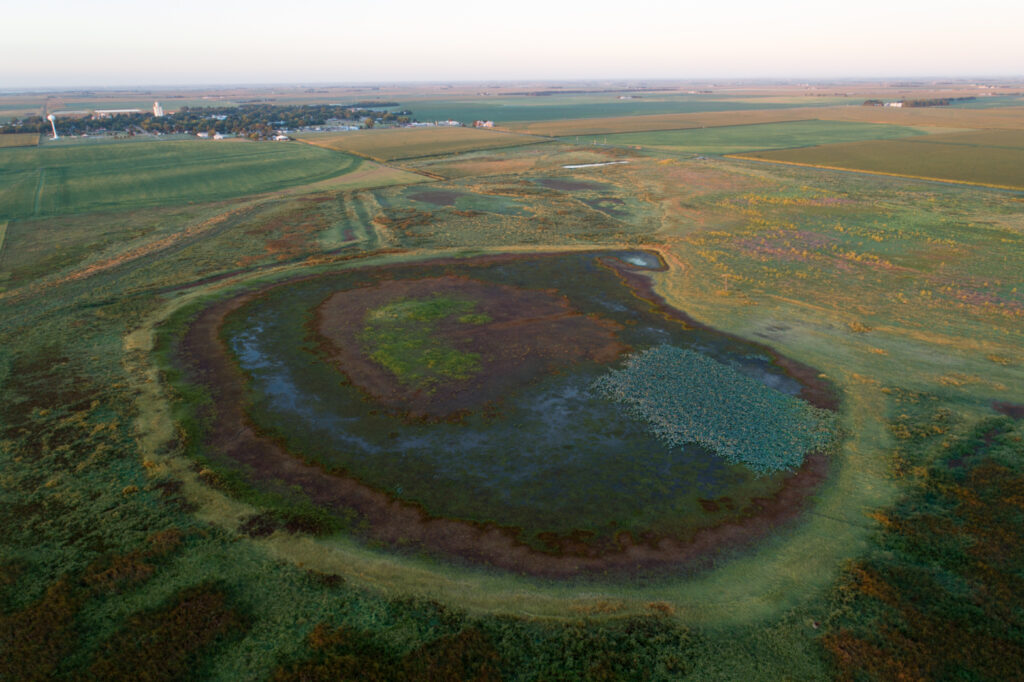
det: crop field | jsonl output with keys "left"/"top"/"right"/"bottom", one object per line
{"left": 576, "top": 120, "right": 925, "bottom": 155}
{"left": 398, "top": 94, "right": 846, "bottom": 126}
{"left": 507, "top": 108, "right": 819, "bottom": 135}
{"left": 814, "top": 104, "right": 1024, "bottom": 129}
{"left": 507, "top": 103, "right": 1024, "bottom": 136}
{"left": 1, "top": 93, "right": 1023, "bottom": 681}
{"left": 0, "top": 138, "right": 370, "bottom": 219}
{"left": 734, "top": 131, "right": 1024, "bottom": 189}
{"left": 0, "top": 133, "right": 39, "bottom": 148}
{"left": 296, "top": 126, "right": 550, "bottom": 161}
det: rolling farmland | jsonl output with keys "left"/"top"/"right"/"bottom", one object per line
{"left": 734, "top": 130, "right": 1024, "bottom": 189}
{"left": 507, "top": 104, "right": 1024, "bottom": 136}
{"left": 296, "top": 126, "right": 550, "bottom": 161}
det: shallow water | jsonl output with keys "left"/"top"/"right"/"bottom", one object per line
{"left": 615, "top": 250, "right": 663, "bottom": 269}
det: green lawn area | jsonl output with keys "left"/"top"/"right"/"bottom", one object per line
{"left": 581, "top": 120, "right": 926, "bottom": 155}
{"left": 0, "top": 138, "right": 362, "bottom": 219}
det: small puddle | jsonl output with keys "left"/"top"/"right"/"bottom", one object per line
{"left": 614, "top": 251, "right": 664, "bottom": 270}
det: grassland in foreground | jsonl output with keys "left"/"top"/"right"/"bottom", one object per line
{"left": 0, "top": 138, "right": 364, "bottom": 220}
{"left": 573, "top": 120, "right": 926, "bottom": 155}
{"left": 733, "top": 129, "right": 1024, "bottom": 189}
{"left": 295, "top": 126, "right": 551, "bottom": 161}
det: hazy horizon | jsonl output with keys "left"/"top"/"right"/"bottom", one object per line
{"left": 3, "top": 0, "right": 1022, "bottom": 88}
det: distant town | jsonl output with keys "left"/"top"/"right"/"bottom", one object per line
{"left": 1, "top": 101, "right": 495, "bottom": 141}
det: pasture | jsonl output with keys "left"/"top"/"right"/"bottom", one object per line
{"left": 0, "top": 138, "right": 366, "bottom": 219}
{"left": 296, "top": 126, "right": 549, "bottom": 161}
{"left": 734, "top": 131, "right": 1024, "bottom": 189}
{"left": 581, "top": 120, "right": 925, "bottom": 155}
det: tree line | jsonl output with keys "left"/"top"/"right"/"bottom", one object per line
{"left": 863, "top": 97, "right": 977, "bottom": 107}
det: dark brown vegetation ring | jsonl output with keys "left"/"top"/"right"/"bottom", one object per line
{"left": 175, "top": 252, "right": 838, "bottom": 579}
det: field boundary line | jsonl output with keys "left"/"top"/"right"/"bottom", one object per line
{"left": 725, "top": 154, "right": 1024, "bottom": 192}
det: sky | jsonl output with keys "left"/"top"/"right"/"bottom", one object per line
{"left": 2, "top": 0, "right": 1022, "bottom": 87}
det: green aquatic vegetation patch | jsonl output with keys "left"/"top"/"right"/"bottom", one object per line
{"left": 593, "top": 345, "right": 838, "bottom": 474}
{"left": 360, "top": 295, "right": 491, "bottom": 389}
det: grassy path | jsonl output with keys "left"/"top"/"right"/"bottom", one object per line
{"left": 0, "top": 221, "right": 8, "bottom": 267}
{"left": 32, "top": 167, "right": 47, "bottom": 216}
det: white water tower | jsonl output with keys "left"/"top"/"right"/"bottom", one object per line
{"left": 46, "top": 114, "right": 58, "bottom": 140}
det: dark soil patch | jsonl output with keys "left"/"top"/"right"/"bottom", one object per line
{"left": 315, "top": 276, "right": 626, "bottom": 419}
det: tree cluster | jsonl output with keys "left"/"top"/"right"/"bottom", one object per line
{"left": 863, "top": 97, "right": 978, "bottom": 107}
{"left": 901, "top": 96, "right": 977, "bottom": 107}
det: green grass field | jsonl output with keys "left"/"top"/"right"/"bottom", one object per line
{"left": 0, "top": 138, "right": 364, "bottom": 219}
{"left": 297, "top": 126, "right": 549, "bottom": 161}
{"left": 580, "top": 120, "right": 925, "bottom": 154}
{"left": 735, "top": 131, "right": 1024, "bottom": 189}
